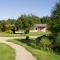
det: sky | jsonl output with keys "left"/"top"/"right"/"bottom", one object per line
{"left": 0, "top": 0, "right": 58, "bottom": 20}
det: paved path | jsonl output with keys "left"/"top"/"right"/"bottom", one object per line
{"left": 0, "top": 37, "right": 37, "bottom": 60}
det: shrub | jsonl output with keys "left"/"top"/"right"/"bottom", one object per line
{"left": 35, "top": 35, "right": 52, "bottom": 51}
{"left": 35, "top": 35, "right": 47, "bottom": 45}
{"left": 5, "top": 30, "right": 13, "bottom": 34}
{"left": 39, "top": 37, "right": 52, "bottom": 51}
{"left": 26, "top": 36, "right": 29, "bottom": 40}
{"left": 39, "top": 37, "right": 51, "bottom": 47}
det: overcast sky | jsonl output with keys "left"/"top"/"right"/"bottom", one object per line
{"left": 0, "top": 0, "right": 58, "bottom": 20}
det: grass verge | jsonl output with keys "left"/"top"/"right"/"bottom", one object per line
{"left": 0, "top": 43, "right": 15, "bottom": 60}
{"left": 8, "top": 39, "right": 60, "bottom": 60}
{"left": 0, "top": 32, "right": 50, "bottom": 37}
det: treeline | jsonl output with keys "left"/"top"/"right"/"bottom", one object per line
{"left": 0, "top": 14, "right": 50, "bottom": 34}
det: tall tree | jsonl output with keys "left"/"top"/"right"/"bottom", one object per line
{"left": 48, "top": 1, "right": 60, "bottom": 52}
{"left": 48, "top": 1, "right": 60, "bottom": 36}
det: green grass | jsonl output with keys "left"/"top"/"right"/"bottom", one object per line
{"left": 0, "top": 43, "right": 15, "bottom": 60}
{"left": 0, "top": 32, "right": 50, "bottom": 37}
{"left": 8, "top": 39, "right": 60, "bottom": 60}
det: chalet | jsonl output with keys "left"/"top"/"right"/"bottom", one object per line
{"left": 30, "top": 24, "right": 47, "bottom": 32}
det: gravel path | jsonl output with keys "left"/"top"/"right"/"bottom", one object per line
{"left": 0, "top": 37, "right": 37, "bottom": 60}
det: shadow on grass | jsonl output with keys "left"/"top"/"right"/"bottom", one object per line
{"left": 16, "top": 39, "right": 38, "bottom": 49}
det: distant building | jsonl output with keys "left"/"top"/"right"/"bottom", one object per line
{"left": 30, "top": 24, "right": 47, "bottom": 32}
{"left": 15, "top": 24, "right": 47, "bottom": 33}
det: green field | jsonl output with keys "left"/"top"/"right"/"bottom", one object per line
{"left": 0, "top": 43, "right": 15, "bottom": 60}
{"left": 0, "top": 32, "right": 50, "bottom": 37}
{"left": 8, "top": 39, "right": 60, "bottom": 60}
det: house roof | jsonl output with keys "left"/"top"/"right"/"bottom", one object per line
{"left": 34, "top": 24, "right": 46, "bottom": 27}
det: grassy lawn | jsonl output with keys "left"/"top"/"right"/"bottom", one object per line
{"left": 8, "top": 39, "right": 60, "bottom": 60}
{"left": 0, "top": 43, "right": 15, "bottom": 60}
{"left": 0, "top": 32, "right": 50, "bottom": 37}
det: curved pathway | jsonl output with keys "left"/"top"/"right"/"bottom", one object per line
{"left": 0, "top": 37, "right": 37, "bottom": 60}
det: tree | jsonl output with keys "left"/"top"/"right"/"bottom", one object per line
{"left": 41, "top": 16, "right": 51, "bottom": 24}
{"left": 17, "top": 14, "right": 31, "bottom": 33}
{"left": 28, "top": 14, "right": 41, "bottom": 24}
{"left": 48, "top": 1, "right": 60, "bottom": 36}
{"left": 15, "top": 18, "right": 22, "bottom": 30}
{"left": 16, "top": 14, "right": 40, "bottom": 34}
{"left": 48, "top": 1, "right": 60, "bottom": 52}
{"left": 1, "top": 23, "right": 6, "bottom": 32}
{"left": 7, "top": 18, "right": 16, "bottom": 25}
{"left": 0, "top": 20, "right": 15, "bottom": 34}
{"left": 1, "top": 20, "right": 6, "bottom": 32}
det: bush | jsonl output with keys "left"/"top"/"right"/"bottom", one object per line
{"left": 26, "top": 36, "right": 29, "bottom": 40}
{"left": 35, "top": 35, "right": 47, "bottom": 45}
{"left": 5, "top": 30, "right": 13, "bottom": 34}
{"left": 39, "top": 37, "right": 51, "bottom": 47}
{"left": 35, "top": 35, "right": 52, "bottom": 51}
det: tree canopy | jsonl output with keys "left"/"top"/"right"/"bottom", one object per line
{"left": 15, "top": 14, "right": 41, "bottom": 33}
{"left": 48, "top": 1, "right": 60, "bottom": 36}
{"left": 48, "top": 1, "right": 60, "bottom": 52}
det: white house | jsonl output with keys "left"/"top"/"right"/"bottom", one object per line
{"left": 30, "top": 24, "right": 47, "bottom": 32}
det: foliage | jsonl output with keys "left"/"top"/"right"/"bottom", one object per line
{"left": 0, "top": 20, "right": 6, "bottom": 31}
{"left": 15, "top": 18, "right": 22, "bottom": 30}
{"left": 39, "top": 37, "right": 51, "bottom": 51}
{"left": 24, "top": 28, "right": 30, "bottom": 34}
{"left": 1, "top": 23, "right": 6, "bottom": 32}
{"left": 41, "top": 16, "right": 51, "bottom": 24}
{"left": 48, "top": 1, "right": 60, "bottom": 36}
{"left": 11, "top": 26, "right": 15, "bottom": 34}
{"left": 35, "top": 35, "right": 52, "bottom": 51}
{"left": 48, "top": 1, "right": 60, "bottom": 53}
{"left": 7, "top": 18, "right": 16, "bottom": 25}
{"left": 5, "top": 30, "right": 13, "bottom": 34}
{"left": 35, "top": 35, "right": 47, "bottom": 45}
{"left": 52, "top": 33, "right": 60, "bottom": 53}
{"left": 5, "top": 23, "right": 12, "bottom": 30}
{"left": 56, "top": 33, "right": 60, "bottom": 44}
{"left": 1, "top": 22, "right": 15, "bottom": 34}
{"left": 15, "top": 14, "right": 41, "bottom": 33}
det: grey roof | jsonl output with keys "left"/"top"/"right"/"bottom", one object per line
{"left": 34, "top": 24, "right": 46, "bottom": 27}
